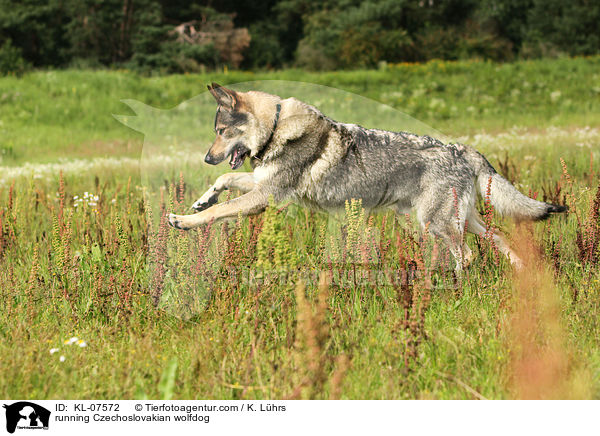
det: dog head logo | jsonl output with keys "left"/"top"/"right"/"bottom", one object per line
{"left": 3, "top": 402, "right": 50, "bottom": 433}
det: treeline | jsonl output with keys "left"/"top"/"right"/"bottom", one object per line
{"left": 0, "top": 0, "right": 598, "bottom": 74}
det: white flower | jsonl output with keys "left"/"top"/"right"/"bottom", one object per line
{"left": 50, "top": 348, "right": 59, "bottom": 354}
{"left": 59, "top": 355, "right": 66, "bottom": 362}
{"left": 68, "top": 336, "right": 78, "bottom": 344}
{"left": 78, "top": 340, "right": 87, "bottom": 348}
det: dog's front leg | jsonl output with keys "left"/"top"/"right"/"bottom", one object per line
{"left": 191, "top": 172, "right": 255, "bottom": 212}
{"left": 170, "top": 188, "right": 268, "bottom": 230}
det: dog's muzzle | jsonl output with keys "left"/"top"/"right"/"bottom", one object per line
{"left": 228, "top": 144, "right": 250, "bottom": 170}
{"left": 204, "top": 153, "right": 220, "bottom": 165}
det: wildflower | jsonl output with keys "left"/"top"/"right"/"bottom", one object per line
{"left": 50, "top": 348, "right": 59, "bottom": 354}
{"left": 77, "top": 340, "right": 87, "bottom": 348}
{"left": 68, "top": 336, "right": 78, "bottom": 345}
{"left": 59, "top": 355, "right": 66, "bottom": 362}
{"left": 73, "top": 192, "right": 100, "bottom": 208}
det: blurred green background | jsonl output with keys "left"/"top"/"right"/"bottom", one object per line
{"left": 1, "top": 0, "right": 599, "bottom": 75}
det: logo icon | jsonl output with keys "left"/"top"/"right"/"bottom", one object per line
{"left": 3, "top": 402, "right": 50, "bottom": 433}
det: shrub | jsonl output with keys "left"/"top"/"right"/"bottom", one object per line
{"left": 0, "top": 38, "right": 29, "bottom": 76}
{"left": 415, "top": 22, "right": 513, "bottom": 62}
{"left": 338, "top": 23, "right": 413, "bottom": 68}
{"left": 524, "top": 0, "right": 600, "bottom": 57}
{"left": 245, "top": 21, "right": 287, "bottom": 69}
{"left": 295, "top": 40, "right": 337, "bottom": 71}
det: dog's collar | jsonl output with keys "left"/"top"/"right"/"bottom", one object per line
{"left": 253, "top": 103, "right": 281, "bottom": 162}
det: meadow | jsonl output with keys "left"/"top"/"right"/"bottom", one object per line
{"left": 0, "top": 57, "right": 599, "bottom": 399}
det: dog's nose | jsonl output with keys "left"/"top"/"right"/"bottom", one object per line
{"left": 204, "top": 153, "right": 216, "bottom": 165}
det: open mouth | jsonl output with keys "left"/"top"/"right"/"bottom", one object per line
{"left": 229, "top": 144, "right": 250, "bottom": 170}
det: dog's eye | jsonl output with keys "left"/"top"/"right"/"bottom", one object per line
{"left": 217, "top": 128, "right": 225, "bottom": 135}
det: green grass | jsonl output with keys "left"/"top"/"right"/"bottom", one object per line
{"left": 0, "top": 56, "right": 599, "bottom": 165}
{"left": 0, "top": 57, "right": 599, "bottom": 399}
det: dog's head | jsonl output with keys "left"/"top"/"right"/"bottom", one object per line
{"left": 206, "top": 83, "right": 278, "bottom": 170}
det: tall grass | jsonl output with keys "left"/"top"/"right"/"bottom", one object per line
{"left": 1, "top": 145, "right": 598, "bottom": 398}
{"left": 0, "top": 57, "right": 599, "bottom": 399}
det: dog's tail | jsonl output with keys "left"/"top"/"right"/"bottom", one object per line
{"left": 467, "top": 149, "right": 567, "bottom": 221}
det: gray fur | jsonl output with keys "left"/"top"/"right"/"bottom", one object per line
{"left": 169, "top": 85, "right": 567, "bottom": 269}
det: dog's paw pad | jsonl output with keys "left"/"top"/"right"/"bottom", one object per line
{"left": 168, "top": 213, "right": 182, "bottom": 230}
{"left": 192, "top": 203, "right": 209, "bottom": 212}
{"left": 191, "top": 196, "right": 217, "bottom": 212}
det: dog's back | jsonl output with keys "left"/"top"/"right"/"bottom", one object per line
{"left": 280, "top": 100, "right": 565, "bottom": 222}
{"left": 171, "top": 85, "right": 566, "bottom": 269}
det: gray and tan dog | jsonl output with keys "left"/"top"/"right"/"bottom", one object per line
{"left": 168, "top": 83, "right": 566, "bottom": 269}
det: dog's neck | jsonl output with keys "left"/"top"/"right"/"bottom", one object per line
{"left": 253, "top": 103, "right": 281, "bottom": 162}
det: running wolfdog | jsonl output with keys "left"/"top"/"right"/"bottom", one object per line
{"left": 168, "top": 83, "right": 566, "bottom": 269}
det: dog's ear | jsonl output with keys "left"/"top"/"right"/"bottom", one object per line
{"left": 207, "top": 82, "right": 239, "bottom": 110}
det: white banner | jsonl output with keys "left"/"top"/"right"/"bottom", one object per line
{"left": 0, "top": 400, "right": 594, "bottom": 435}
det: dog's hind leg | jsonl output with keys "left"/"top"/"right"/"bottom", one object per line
{"left": 414, "top": 206, "right": 467, "bottom": 270}
{"left": 465, "top": 208, "right": 523, "bottom": 268}
{"left": 191, "top": 172, "right": 255, "bottom": 212}
{"left": 414, "top": 190, "right": 472, "bottom": 271}
{"left": 429, "top": 225, "right": 470, "bottom": 271}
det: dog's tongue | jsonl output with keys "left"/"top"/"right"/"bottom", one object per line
{"left": 230, "top": 148, "right": 242, "bottom": 169}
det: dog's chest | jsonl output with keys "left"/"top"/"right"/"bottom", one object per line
{"left": 253, "top": 164, "right": 278, "bottom": 184}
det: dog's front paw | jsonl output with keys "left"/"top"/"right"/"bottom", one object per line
{"left": 168, "top": 213, "right": 188, "bottom": 230}
{"left": 191, "top": 196, "right": 217, "bottom": 212}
